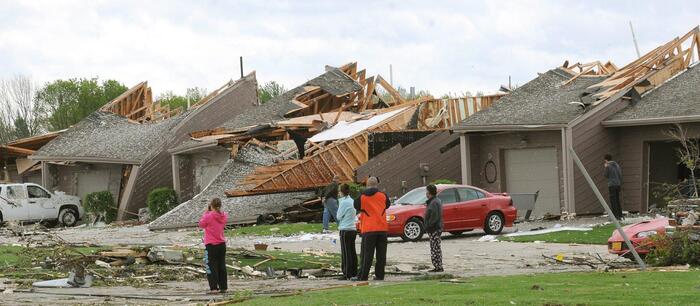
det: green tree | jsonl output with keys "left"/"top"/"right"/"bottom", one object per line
{"left": 35, "top": 78, "right": 128, "bottom": 131}
{"left": 258, "top": 81, "right": 287, "bottom": 104}
{"left": 155, "top": 87, "right": 208, "bottom": 111}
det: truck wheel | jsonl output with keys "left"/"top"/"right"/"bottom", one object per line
{"left": 483, "top": 211, "right": 504, "bottom": 235}
{"left": 59, "top": 208, "right": 79, "bottom": 227}
{"left": 0, "top": 212, "right": 3, "bottom": 226}
{"left": 401, "top": 218, "right": 424, "bottom": 242}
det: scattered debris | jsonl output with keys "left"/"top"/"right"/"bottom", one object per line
{"left": 503, "top": 227, "right": 592, "bottom": 237}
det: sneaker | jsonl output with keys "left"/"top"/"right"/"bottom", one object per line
{"left": 322, "top": 229, "right": 331, "bottom": 234}
{"left": 219, "top": 290, "right": 228, "bottom": 294}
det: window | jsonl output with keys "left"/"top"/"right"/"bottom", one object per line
{"left": 28, "top": 186, "right": 51, "bottom": 199}
{"left": 6, "top": 186, "right": 27, "bottom": 199}
{"left": 437, "top": 188, "right": 458, "bottom": 204}
{"left": 457, "top": 188, "right": 480, "bottom": 202}
{"left": 395, "top": 187, "right": 427, "bottom": 205}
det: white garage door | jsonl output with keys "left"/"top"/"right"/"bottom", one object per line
{"left": 504, "top": 147, "right": 560, "bottom": 218}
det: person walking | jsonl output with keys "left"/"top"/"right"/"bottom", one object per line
{"left": 199, "top": 198, "right": 228, "bottom": 294}
{"left": 336, "top": 183, "right": 358, "bottom": 280}
{"left": 353, "top": 176, "right": 390, "bottom": 281}
{"left": 604, "top": 154, "right": 623, "bottom": 220}
{"left": 322, "top": 175, "right": 341, "bottom": 233}
{"left": 424, "top": 184, "right": 443, "bottom": 272}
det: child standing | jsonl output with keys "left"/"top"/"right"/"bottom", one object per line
{"left": 199, "top": 198, "right": 228, "bottom": 293}
{"left": 336, "top": 184, "right": 357, "bottom": 280}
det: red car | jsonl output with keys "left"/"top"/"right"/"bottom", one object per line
{"left": 385, "top": 184, "right": 517, "bottom": 241}
{"left": 607, "top": 217, "right": 670, "bottom": 257}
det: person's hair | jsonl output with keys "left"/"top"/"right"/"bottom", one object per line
{"left": 210, "top": 198, "right": 222, "bottom": 212}
{"left": 426, "top": 184, "right": 437, "bottom": 196}
{"left": 367, "top": 176, "right": 379, "bottom": 188}
{"left": 604, "top": 154, "right": 613, "bottom": 161}
{"left": 340, "top": 183, "right": 350, "bottom": 196}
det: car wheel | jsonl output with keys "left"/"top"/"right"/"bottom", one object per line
{"left": 59, "top": 208, "right": 79, "bottom": 227}
{"left": 0, "top": 212, "right": 3, "bottom": 227}
{"left": 401, "top": 218, "right": 424, "bottom": 242}
{"left": 483, "top": 212, "right": 504, "bottom": 235}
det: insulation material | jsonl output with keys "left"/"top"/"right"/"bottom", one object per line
{"left": 309, "top": 108, "right": 406, "bottom": 142}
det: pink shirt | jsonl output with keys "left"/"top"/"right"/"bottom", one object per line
{"left": 199, "top": 210, "right": 228, "bottom": 245}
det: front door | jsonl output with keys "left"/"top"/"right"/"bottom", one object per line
{"left": 27, "top": 185, "right": 56, "bottom": 220}
{"left": 437, "top": 188, "right": 460, "bottom": 230}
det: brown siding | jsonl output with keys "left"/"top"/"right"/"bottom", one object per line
{"left": 615, "top": 123, "right": 700, "bottom": 212}
{"left": 469, "top": 130, "right": 564, "bottom": 208}
{"left": 571, "top": 101, "right": 629, "bottom": 214}
{"left": 356, "top": 131, "right": 461, "bottom": 198}
{"left": 123, "top": 75, "right": 258, "bottom": 216}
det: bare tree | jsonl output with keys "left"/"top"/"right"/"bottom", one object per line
{"left": 666, "top": 124, "right": 700, "bottom": 198}
{"left": 0, "top": 75, "right": 44, "bottom": 142}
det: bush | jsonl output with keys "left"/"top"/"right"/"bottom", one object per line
{"left": 84, "top": 191, "right": 117, "bottom": 223}
{"left": 431, "top": 179, "right": 457, "bottom": 185}
{"left": 147, "top": 187, "right": 179, "bottom": 220}
{"left": 646, "top": 229, "right": 700, "bottom": 266}
{"left": 346, "top": 182, "right": 365, "bottom": 199}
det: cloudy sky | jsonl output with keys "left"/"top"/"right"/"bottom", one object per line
{"left": 1, "top": 0, "right": 699, "bottom": 97}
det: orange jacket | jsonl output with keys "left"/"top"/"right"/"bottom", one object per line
{"left": 354, "top": 188, "right": 390, "bottom": 233}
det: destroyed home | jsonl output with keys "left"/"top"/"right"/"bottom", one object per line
{"left": 30, "top": 74, "right": 259, "bottom": 220}
{"left": 153, "top": 62, "right": 505, "bottom": 229}
{"left": 454, "top": 27, "right": 700, "bottom": 218}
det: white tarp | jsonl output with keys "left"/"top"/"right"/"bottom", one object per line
{"left": 502, "top": 226, "right": 592, "bottom": 237}
{"left": 309, "top": 108, "right": 406, "bottom": 142}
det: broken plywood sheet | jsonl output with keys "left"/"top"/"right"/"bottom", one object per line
{"left": 309, "top": 108, "right": 407, "bottom": 142}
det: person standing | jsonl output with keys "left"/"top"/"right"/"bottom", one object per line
{"left": 604, "top": 154, "right": 623, "bottom": 220}
{"left": 353, "top": 176, "right": 390, "bottom": 281}
{"left": 322, "top": 175, "right": 341, "bottom": 233}
{"left": 336, "top": 183, "right": 357, "bottom": 280}
{"left": 424, "top": 184, "right": 443, "bottom": 272}
{"left": 199, "top": 198, "right": 228, "bottom": 294}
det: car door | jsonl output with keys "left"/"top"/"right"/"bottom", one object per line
{"left": 4, "top": 185, "right": 29, "bottom": 221}
{"left": 457, "top": 188, "right": 489, "bottom": 228}
{"left": 437, "top": 188, "right": 460, "bottom": 230}
{"left": 27, "top": 185, "right": 56, "bottom": 221}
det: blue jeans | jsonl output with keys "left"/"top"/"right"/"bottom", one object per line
{"left": 323, "top": 198, "right": 339, "bottom": 230}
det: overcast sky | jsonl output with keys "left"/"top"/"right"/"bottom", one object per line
{"left": 1, "top": 0, "right": 699, "bottom": 97}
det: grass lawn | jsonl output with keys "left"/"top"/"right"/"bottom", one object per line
{"left": 240, "top": 270, "right": 700, "bottom": 305}
{"left": 500, "top": 224, "right": 616, "bottom": 245}
{"left": 221, "top": 223, "right": 336, "bottom": 237}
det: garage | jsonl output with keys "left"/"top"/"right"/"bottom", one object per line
{"left": 504, "top": 147, "right": 560, "bottom": 218}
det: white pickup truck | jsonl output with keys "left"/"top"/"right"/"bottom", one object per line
{"left": 0, "top": 183, "right": 84, "bottom": 227}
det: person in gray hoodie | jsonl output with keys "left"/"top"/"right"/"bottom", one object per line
{"left": 604, "top": 154, "right": 623, "bottom": 220}
{"left": 424, "top": 184, "right": 443, "bottom": 272}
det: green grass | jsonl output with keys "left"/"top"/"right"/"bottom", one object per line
{"left": 241, "top": 270, "right": 700, "bottom": 305}
{"left": 191, "top": 222, "right": 337, "bottom": 237}
{"left": 500, "top": 224, "right": 616, "bottom": 245}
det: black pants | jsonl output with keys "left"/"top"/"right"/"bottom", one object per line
{"left": 340, "top": 230, "right": 358, "bottom": 279}
{"left": 205, "top": 243, "right": 227, "bottom": 291}
{"left": 609, "top": 185, "right": 622, "bottom": 220}
{"left": 358, "top": 232, "right": 387, "bottom": 280}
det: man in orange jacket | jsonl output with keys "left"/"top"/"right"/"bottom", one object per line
{"left": 353, "top": 176, "right": 391, "bottom": 281}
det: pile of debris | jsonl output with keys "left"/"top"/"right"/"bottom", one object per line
{"left": 152, "top": 61, "right": 507, "bottom": 230}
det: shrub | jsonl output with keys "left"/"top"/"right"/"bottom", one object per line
{"left": 347, "top": 182, "right": 365, "bottom": 199}
{"left": 147, "top": 187, "right": 179, "bottom": 220}
{"left": 646, "top": 229, "right": 700, "bottom": 266}
{"left": 431, "top": 179, "right": 457, "bottom": 185}
{"left": 84, "top": 191, "right": 117, "bottom": 223}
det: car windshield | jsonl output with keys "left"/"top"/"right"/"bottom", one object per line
{"left": 395, "top": 187, "right": 427, "bottom": 205}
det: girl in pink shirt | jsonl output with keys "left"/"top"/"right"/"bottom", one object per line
{"left": 199, "top": 198, "right": 228, "bottom": 294}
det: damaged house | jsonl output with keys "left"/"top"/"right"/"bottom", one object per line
{"left": 151, "top": 62, "right": 505, "bottom": 230}
{"left": 0, "top": 130, "right": 63, "bottom": 184}
{"left": 453, "top": 26, "right": 700, "bottom": 217}
{"left": 30, "top": 73, "right": 259, "bottom": 220}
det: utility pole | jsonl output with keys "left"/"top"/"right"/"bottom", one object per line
{"left": 389, "top": 64, "right": 393, "bottom": 86}
{"left": 629, "top": 21, "right": 641, "bottom": 58}
{"left": 240, "top": 56, "right": 244, "bottom": 78}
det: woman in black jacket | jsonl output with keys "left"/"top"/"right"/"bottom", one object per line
{"left": 424, "top": 184, "right": 443, "bottom": 272}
